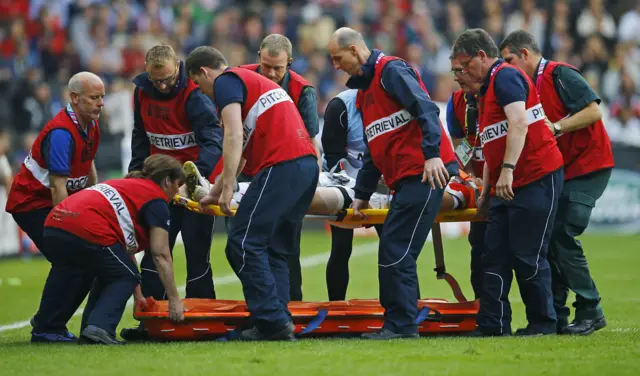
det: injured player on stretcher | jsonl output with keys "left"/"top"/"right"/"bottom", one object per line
{"left": 178, "top": 162, "right": 481, "bottom": 220}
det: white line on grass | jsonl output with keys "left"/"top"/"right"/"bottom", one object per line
{"left": 0, "top": 242, "right": 378, "bottom": 333}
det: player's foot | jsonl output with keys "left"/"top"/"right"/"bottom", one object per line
{"left": 183, "top": 161, "right": 210, "bottom": 201}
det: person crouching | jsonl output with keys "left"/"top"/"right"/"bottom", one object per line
{"left": 31, "top": 154, "right": 185, "bottom": 344}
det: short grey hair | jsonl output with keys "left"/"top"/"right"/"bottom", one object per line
{"left": 450, "top": 28, "right": 500, "bottom": 59}
{"left": 260, "top": 34, "right": 293, "bottom": 59}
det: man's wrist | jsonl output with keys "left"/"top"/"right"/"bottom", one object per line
{"left": 553, "top": 122, "right": 563, "bottom": 136}
{"left": 502, "top": 163, "right": 515, "bottom": 170}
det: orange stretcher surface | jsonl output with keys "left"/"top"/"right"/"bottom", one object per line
{"left": 135, "top": 297, "right": 479, "bottom": 340}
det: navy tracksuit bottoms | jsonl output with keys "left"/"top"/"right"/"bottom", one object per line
{"left": 140, "top": 205, "right": 215, "bottom": 300}
{"left": 468, "top": 221, "right": 488, "bottom": 300}
{"left": 12, "top": 207, "right": 52, "bottom": 254}
{"left": 378, "top": 176, "right": 444, "bottom": 335}
{"left": 225, "top": 156, "right": 319, "bottom": 335}
{"left": 34, "top": 229, "right": 139, "bottom": 336}
{"left": 477, "top": 168, "right": 564, "bottom": 334}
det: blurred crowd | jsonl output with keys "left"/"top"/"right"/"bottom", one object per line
{"left": 0, "top": 0, "right": 639, "bottom": 179}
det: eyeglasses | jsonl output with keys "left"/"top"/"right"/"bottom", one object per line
{"left": 450, "top": 56, "right": 476, "bottom": 77}
{"left": 148, "top": 64, "right": 179, "bottom": 85}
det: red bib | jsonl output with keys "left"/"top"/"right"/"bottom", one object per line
{"left": 6, "top": 107, "right": 100, "bottom": 213}
{"left": 45, "top": 178, "right": 168, "bottom": 253}
{"left": 356, "top": 54, "right": 456, "bottom": 189}
{"left": 240, "top": 64, "right": 313, "bottom": 107}
{"left": 479, "top": 62, "right": 563, "bottom": 189}
{"left": 535, "top": 59, "right": 614, "bottom": 180}
{"left": 219, "top": 68, "right": 316, "bottom": 176}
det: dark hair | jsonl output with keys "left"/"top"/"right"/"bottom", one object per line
{"left": 450, "top": 28, "right": 500, "bottom": 59}
{"left": 499, "top": 30, "right": 541, "bottom": 57}
{"left": 185, "top": 46, "right": 228, "bottom": 76}
{"left": 125, "top": 154, "right": 184, "bottom": 185}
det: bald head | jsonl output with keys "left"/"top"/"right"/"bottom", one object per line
{"left": 68, "top": 71, "right": 103, "bottom": 95}
{"left": 331, "top": 27, "right": 365, "bottom": 49}
{"left": 328, "top": 27, "right": 370, "bottom": 76}
{"left": 67, "top": 71, "right": 105, "bottom": 126}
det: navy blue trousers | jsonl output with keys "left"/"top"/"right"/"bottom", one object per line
{"left": 225, "top": 156, "right": 318, "bottom": 335}
{"left": 226, "top": 183, "right": 304, "bottom": 302}
{"left": 34, "top": 229, "right": 139, "bottom": 336}
{"left": 477, "top": 168, "right": 563, "bottom": 334}
{"left": 468, "top": 221, "right": 487, "bottom": 300}
{"left": 378, "top": 177, "right": 444, "bottom": 335}
{"left": 140, "top": 205, "right": 215, "bottom": 299}
{"left": 12, "top": 207, "right": 52, "bottom": 255}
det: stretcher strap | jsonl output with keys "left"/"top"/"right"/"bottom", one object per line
{"left": 415, "top": 306, "right": 442, "bottom": 325}
{"left": 297, "top": 309, "right": 329, "bottom": 337}
{"left": 432, "top": 223, "right": 468, "bottom": 303}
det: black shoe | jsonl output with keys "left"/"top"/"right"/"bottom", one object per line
{"left": 561, "top": 317, "right": 607, "bottom": 336}
{"left": 79, "top": 325, "right": 125, "bottom": 345}
{"left": 463, "top": 329, "right": 512, "bottom": 337}
{"left": 239, "top": 322, "right": 296, "bottom": 341}
{"left": 514, "top": 326, "right": 555, "bottom": 337}
{"left": 361, "top": 328, "right": 420, "bottom": 340}
{"left": 119, "top": 325, "right": 149, "bottom": 341}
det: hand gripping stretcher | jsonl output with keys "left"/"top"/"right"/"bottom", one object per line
{"left": 133, "top": 196, "right": 483, "bottom": 340}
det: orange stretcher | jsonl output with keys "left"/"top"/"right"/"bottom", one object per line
{"left": 135, "top": 297, "right": 479, "bottom": 340}
{"left": 136, "top": 196, "right": 482, "bottom": 340}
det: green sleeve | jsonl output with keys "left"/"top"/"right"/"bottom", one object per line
{"left": 552, "top": 66, "right": 601, "bottom": 115}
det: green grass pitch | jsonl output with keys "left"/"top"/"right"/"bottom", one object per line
{"left": 0, "top": 230, "right": 639, "bottom": 375}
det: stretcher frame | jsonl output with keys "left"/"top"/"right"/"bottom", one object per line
{"left": 133, "top": 195, "right": 484, "bottom": 340}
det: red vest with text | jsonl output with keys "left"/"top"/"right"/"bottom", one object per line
{"left": 355, "top": 55, "right": 456, "bottom": 189}
{"left": 479, "top": 62, "right": 563, "bottom": 189}
{"left": 45, "top": 178, "right": 168, "bottom": 254}
{"left": 536, "top": 60, "right": 614, "bottom": 180}
{"left": 452, "top": 89, "right": 484, "bottom": 175}
{"left": 219, "top": 68, "right": 316, "bottom": 176}
{"left": 137, "top": 80, "right": 220, "bottom": 180}
{"left": 240, "top": 64, "right": 313, "bottom": 106}
{"left": 6, "top": 108, "right": 100, "bottom": 213}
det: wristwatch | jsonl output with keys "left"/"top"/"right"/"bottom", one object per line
{"left": 553, "top": 122, "right": 562, "bottom": 136}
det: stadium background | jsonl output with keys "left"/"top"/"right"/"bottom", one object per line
{"left": 0, "top": 0, "right": 638, "bottom": 255}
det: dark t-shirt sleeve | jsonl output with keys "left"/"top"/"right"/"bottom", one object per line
{"left": 321, "top": 97, "right": 349, "bottom": 171}
{"left": 553, "top": 65, "right": 601, "bottom": 115}
{"left": 214, "top": 73, "right": 246, "bottom": 113}
{"left": 494, "top": 67, "right": 529, "bottom": 107}
{"left": 141, "top": 199, "right": 171, "bottom": 231}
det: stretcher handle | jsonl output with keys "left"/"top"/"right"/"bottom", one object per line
{"left": 173, "top": 195, "right": 236, "bottom": 216}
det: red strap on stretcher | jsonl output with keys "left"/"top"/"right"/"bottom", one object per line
{"left": 431, "top": 223, "right": 468, "bottom": 303}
